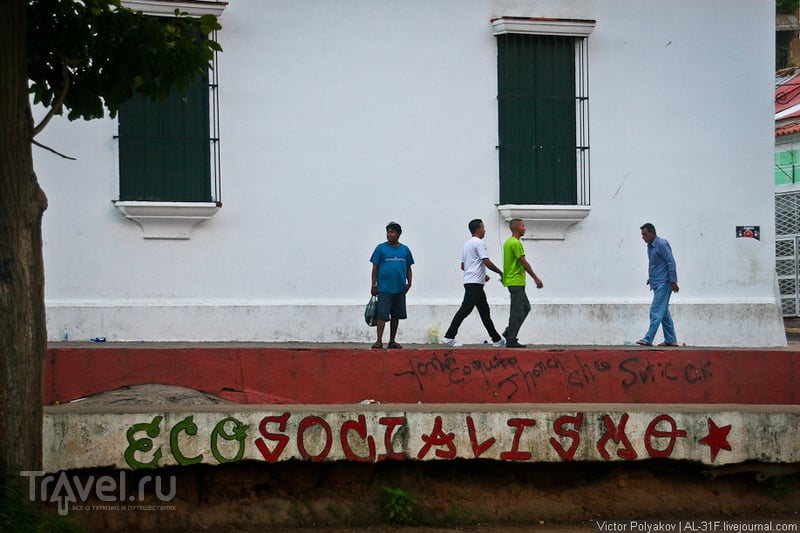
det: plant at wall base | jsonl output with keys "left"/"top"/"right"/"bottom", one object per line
{"left": 381, "top": 485, "right": 418, "bottom": 525}
{"left": 0, "top": 476, "right": 86, "bottom": 533}
{"left": 438, "top": 502, "right": 480, "bottom": 527}
{"left": 326, "top": 502, "right": 342, "bottom": 519}
{"left": 770, "top": 474, "right": 798, "bottom": 499}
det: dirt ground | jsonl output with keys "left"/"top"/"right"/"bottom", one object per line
{"left": 63, "top": 456, "right": 800, "bottom": 532}
{"left": 60, "top": 386, "right": 800, "bottom": 532}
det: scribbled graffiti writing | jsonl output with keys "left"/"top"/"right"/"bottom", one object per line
{"left": 394, "top": 352, "right": 713, "bottom": 401}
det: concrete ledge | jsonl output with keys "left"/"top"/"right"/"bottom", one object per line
{"left": 43, "top": 403, "right": 800, "bottom": 471}
{"left": 45, "top": 345, "right": 800, "bottom": 405}
{"left": 45, "top": 301, "right": 787, "bottom": 347}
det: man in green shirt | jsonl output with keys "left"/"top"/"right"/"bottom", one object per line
{"left": 502, "top": 219, "right": 543, "bottom": 348}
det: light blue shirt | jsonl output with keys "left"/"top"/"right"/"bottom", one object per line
{"left": 647, "top": 235, "right": 678, "bottom": 290}
{"left": 370, "top": 242, "right": 414, "bottom": 294}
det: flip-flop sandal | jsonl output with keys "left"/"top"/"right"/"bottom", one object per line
{"left": 371, "top": 341, "right": 383, "bottom": 349}
{"left": 635, "top": 339, "right": 651, "bottom": 346}
{"left": 658, "top": 342, "right": 679, "bottom": 347}
{"left": 387, "top": 342, "right": 402, "bottom": 349}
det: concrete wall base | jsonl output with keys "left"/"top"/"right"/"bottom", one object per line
{"left": 46, "top": 301, "right": 786, "bottom": 347}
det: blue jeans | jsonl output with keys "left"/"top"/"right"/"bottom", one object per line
{"left": 643, "top": 283, "right": 676, "bottom": 344}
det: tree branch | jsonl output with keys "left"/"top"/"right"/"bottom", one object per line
{"left": 31, "top": 139, "right": 77, "bottom": 161}
{"left": 32, "top": 63, "right": 72, "bottom": 138}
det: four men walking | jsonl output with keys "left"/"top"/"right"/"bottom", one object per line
{"left": 370, "top": 218, "right": 678, "bottom": 349}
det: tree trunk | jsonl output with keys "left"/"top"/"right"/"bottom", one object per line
{"left": 0, "top": 0, "right": 48, "bottom": 483}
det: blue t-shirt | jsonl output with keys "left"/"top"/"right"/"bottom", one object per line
{"left": 647, "top": 235, "right": 678, "bottom": 290}
{"left": 370, "top": 242, "right": 414, "bottom": 294}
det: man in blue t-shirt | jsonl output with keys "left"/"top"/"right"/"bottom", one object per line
{"left": 370, "top": 222, "right": 414, "bottom": 350}
{"left": 637, "top": 223, "right": 680, "bottom": 347}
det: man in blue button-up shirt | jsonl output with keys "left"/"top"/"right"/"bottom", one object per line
{"left": 636, "top": 223, "right": 680, "bottom": 347}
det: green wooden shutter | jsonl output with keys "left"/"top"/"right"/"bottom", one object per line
{"left": 119, "top": 74, "right": 211, "bottom": 202}
{"left": 498, "top": 33, "right": 577, "bottom": 205}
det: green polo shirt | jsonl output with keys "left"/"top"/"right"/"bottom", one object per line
{"left": 502, "top": 236, "right": 526, "bottom": 287}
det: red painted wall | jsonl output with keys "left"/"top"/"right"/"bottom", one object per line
{"left": 44, "top": 346, "right": 798, "bottom": 405}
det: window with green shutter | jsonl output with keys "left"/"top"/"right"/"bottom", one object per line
{"left": 118, "top": 74, "right": 215, "bottom": 202}
{"left": 114, "top": 1, "right": 226, "bottom": 239}
{"left": 494, "top": 18, "right": 592, "bottom": 207}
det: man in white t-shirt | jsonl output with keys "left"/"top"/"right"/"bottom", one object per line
{"left": 442, "top": 219, "right": 505, "bottom": 347}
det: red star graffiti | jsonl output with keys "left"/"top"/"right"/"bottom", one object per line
{"left": 698, "top": 418, "right": 732, "bottom": 462}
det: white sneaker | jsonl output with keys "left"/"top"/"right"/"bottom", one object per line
{"left": 442, "top": 337, "right": 462, "bottom": 347}
{"left": 492, "top": 337, "right": 506, "bottom": 347}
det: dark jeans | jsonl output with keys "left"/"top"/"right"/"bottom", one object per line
{"left": 503, "top": 285, "right": 530, "bottom": 343}
{"left": 444, "top": 284, "right": 501, "bottom": 342}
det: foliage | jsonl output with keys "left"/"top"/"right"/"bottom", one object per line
{"left": 326, "top": 502, "right": 342, "bottom": 519}
{"left": 0, "top": 477, "right": 87, "bottom": 533}
{"left": 770, "top": 474, "right": 798, "bottom": 499}
{"left": 381, "top": 485, "right": 418, "bottom": 525}
{"left": 777, "top": 0, "right": 800, "bottom": 14}
{"left": 27, "top": 0, "right": 222, "bottom": 123}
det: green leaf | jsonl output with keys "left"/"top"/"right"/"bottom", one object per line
{"left": 27, "top": 0, "right": 223, "bottom": 121}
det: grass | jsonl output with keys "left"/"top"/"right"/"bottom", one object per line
{"left": 0, "top": 477, "right": 86, "bottom": 533}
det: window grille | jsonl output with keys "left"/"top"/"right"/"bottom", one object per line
{"left": 117, "top": 32, "right": 221, "bottom": 204}
{"left": 775, "top": 191, "right": 800, "bottom": 316}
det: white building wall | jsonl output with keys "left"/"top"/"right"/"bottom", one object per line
{"left": 35, "top": 0, "right": 784, "bottom": 346}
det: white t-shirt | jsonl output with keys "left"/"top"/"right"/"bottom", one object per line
{"left": 462, "top": 236, "right": 488, "bottom": 284}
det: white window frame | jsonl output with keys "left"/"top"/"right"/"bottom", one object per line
{"left": 493, "top": 16, "right": 595, "bottom": 240}
{"left": 115, "top": 0, "right": 227, "bottom": 239}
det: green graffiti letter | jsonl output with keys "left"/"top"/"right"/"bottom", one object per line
{"left": 170, "top": 415, "right": 204, "bottom": 465}
{"left": 124, "top": 416, "right": 163, "bottom": 469}
{"left": 210, "top": 417, "right": 248, "bottom": 464}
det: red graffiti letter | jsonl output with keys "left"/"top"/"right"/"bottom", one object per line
{"left": 378, "top": 416, "right": 407, "bottom": 461}
{"left": 597, "top": 413, "right": 637, "bottom": 460}
{"left": 644, "top": 415, "right": 687, "bottom": 458}
{"left": 255, "top": 413, "right": 291, "bottom": 463}
{"left": 340, "top": 415, "right": 376, "bottom": 463}
{"left": 466, "top": 416, "right": 495, "bottom": 458}
{"left": 550, "top": 413, "right": 584, "bottom": 461}
{"left": 417, "top": 416, "right": 457, "bottom": 459}
{"left": 500, "top": 418, "right": 536, "bottom": 461}
{"left": 297, "top": 416, "right": 333, "bottom": 462}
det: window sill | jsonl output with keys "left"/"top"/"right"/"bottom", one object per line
{"left": 115, "top": 201, "right": 221, "bottom": 239}
{"left": 496, "top": 204, "right": 590, "bottom": 240}
{"left": 121, "top": 0, "right": 228, "bottom": 17}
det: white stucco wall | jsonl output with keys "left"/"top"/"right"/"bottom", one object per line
{"left": 35, "top": 0, "right": 784, "bottom": 346}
